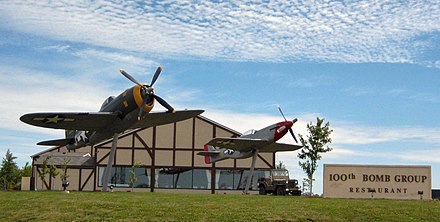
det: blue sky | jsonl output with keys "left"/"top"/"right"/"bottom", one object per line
{"left": 0, "top": 0, "right": 439, "bottom": 194}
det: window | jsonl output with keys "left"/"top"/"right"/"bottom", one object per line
{"left": 98, "top": 167, "right": 150, "bottom": 188}
{"left": 156, "top": 168, "right": 193, "bottom": 189}
{"left": 192, "top": 169, "right": 210, "bottom": 189}
{"left": 216, "top": 169, "right": 271, "bottom": 190}
{"left": 217, "top": 170, "right": 235, "bottom": 189}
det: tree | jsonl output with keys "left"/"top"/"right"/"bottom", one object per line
{"left": 297, "top": 117, "right": 333, "bottom": 195}
{"left": 59, "top": 158, "right": 70, "bottom": 182}
{"left": 0, "top": 149, "right": 19, "bottom": 190}
{"left": 21, "top": 162, "right": 32, "bottom": 177}
{"left": 60, "top": 157, "right": 71, "bottom": 191}
{"left": 275, "top": 161, "right": 286, "bottom": 170}
{"left": 49, "top": 164, "right": 59, "bottom": 190}
{"left": 38, "top": 156, "right": 51, "bottom": 190}
{"left": 129, "top": 162, "right": 141, "bottom": 192}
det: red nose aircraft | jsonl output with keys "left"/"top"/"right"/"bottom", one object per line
{"left": 198, "top": 107, "right": 302, "bottom": 194}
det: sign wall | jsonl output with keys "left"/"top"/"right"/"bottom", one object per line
{"left": 323, "top": 164, "right": 431, "bottom": 200}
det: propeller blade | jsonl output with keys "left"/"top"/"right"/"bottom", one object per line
{"left": 150, "top": 66, "right": 162, "bottom": 87}
{"left": 152, "top": 94, "right": 174, "bottom": 112}
{"left": 137, "top": 99, "right": 147, "bottom": 120}
{"left": 289, "top": 128, "right": 298, "bottom": 143}
{"left": 120, "top": 69, "right": 143, "bottom": 87}
{"left": 277, "top": 105, "right": 287, "bottom": 121}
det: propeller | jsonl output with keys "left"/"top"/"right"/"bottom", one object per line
{"left": 120, "top": 66, "right": 175, "bottom": 120}
{"left": 277, "top": 105, "right": 299, "bottom": 143}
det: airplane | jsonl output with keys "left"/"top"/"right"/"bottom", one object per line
{"left": 197, "top": 107, "right": 302, "bottom": 194}
{"left": 20, "top": 66, "right": 204, "bottom": 191}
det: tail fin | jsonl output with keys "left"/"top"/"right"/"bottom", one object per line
{"left": 37, "top": 138, "right": 74, "bottom": 146}
{"left": 197, "top": 144, "right": 220, "bottom": 164}
{"left": 36, "top": 130, "right": 76, "bottom": 146}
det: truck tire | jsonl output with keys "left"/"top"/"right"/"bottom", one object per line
{"left": 259, "top": 186, "right": 266, "bottom": 195}
{"left": 276, "top": 186, "right": 286, "bottom": 196}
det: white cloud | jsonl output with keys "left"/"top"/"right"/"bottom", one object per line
{"left": 1, "top": 0, "right": 439, "bottom": 65}
{"left": 332, "top": 123, "right": 440, "bottom": 145}
{"left": 0, "top": 65, "right": 112, "bottom": 134}
{"left": 72, "top": 48, "right": 158, "bottom": 67}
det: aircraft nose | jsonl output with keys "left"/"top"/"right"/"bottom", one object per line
{"left": 291, "top": 118, "right": 298, "bottom": 126}
{"left": 285, "top": 119, "right": 295, "bottom": 129}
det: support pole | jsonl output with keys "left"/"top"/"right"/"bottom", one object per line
{"left": 244, "top": 149, "right": 259, "bottom": 194}
{"left": 102, "top": 133, "right": 119, "bottom": 192}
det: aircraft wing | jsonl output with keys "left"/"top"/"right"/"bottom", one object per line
{"left": 259, "top": 142, "right": 303, "bottom": 153}
{"left": 130, "top": 109, "right": 204, "bottom": 129}
{"left": 206, "top": 137, "right": 269, "bottom": 152}
{"left": 20, "top": 112, "right": 119, "bottom": 131}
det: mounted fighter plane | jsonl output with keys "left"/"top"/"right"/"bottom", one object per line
{"left": 20, "top": 66, "right": 203, "bottom": 191}
{"left": 197, "top": 107, "right": 301, "bottom": 194}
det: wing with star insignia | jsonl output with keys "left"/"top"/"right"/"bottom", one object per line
{"left": 20, "top": 112, "right": 119, "bottom": 131}
{"left": 206, "top": 137, "right": 269, "bottom": 152}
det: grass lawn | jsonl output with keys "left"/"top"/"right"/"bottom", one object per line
{"left": 0, "top": 191, "right": 439, "bottom": 221}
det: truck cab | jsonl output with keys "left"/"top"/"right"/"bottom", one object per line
{"left": 257, "top": 169, "right": 301, "bottom": 196}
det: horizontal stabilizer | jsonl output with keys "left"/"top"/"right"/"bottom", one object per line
{"left": 37, "top": 138, "right": 74, "bottom": 146}
{"left": 197, "top": 151, "right": 220, "bottom": 156}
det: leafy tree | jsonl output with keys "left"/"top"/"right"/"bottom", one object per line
{"left": 129, "top": 162, "right": 141, "bottom": 192}
{"left": 49, "top": 164, "right": 59, "bottom": 190}
{"left": 0, "top": 149, "right": 19, "bottom": 190}
{"left": 59, "top": 157, "right": 71, "bottom": 182}
{"left": 297, "top": 117, "right": 333, "bottom": 195}
{"left": 38, "top": 156, "right": 51, "bottom": 190}
{"left": 275, "top": 161, "right": 287, "bottom": 170}
{"left": 21, "top": 162, "right": 32, "bottom": 177}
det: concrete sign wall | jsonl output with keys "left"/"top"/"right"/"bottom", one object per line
{"left": 323, "top": 164, "right": 431, "bottom": 200}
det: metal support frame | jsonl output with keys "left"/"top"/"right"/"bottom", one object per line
{"left": 102, "top": 133, "right": 119, "bottom": 192}
{"left": 244, "top": 149, "right": 259, "bottom": 194}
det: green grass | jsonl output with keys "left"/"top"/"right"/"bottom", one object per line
{"left": 0, "top": 191, "right": 439, "bottom": 222}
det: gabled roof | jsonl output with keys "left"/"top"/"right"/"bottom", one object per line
{"left": 33, "top": 152, "right": 95, "bottom": 168}
{"left": 31, "top": 115, "right": 242, "bottom": 157}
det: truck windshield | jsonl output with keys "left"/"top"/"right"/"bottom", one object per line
{"left": 273, "top": 170, "right": 288, "bottom": 177}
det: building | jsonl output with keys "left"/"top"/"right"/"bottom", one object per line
{"left": 30, "top": 115, "right": 276, "bottom": 194}
{"left": 323, "top": 164, "right": 432, "bottom": 200}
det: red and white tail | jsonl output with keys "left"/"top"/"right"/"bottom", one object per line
{"left": 197, "top": 144, "right": 221, "bottom": 164}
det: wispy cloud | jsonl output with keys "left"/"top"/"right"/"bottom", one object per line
{"left": 0, "top": 65, "right": 111, "bottom": 134}
{"left": 332, "top": 124, "right": 440, "bottom": 145}
{"left": 72, "top": 48, "right": 158, "bottom": 67}
{"left": 387, "top": 88, "right": 440, "bottom": 104}
{"left": 342, "top": 86, "right": 374, "bottom": 96}
{"left": 1, "top": 1, "right": 439, "bottom": 65}
{"left": 287, "top": 75, "right": 335, "bottom": 88}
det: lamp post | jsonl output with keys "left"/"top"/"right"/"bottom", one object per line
{"left": 418, "top": 191, "right": 424, "bottom": 200}
{"left": 368, "top": 188, "right": 376, "bottom": 199}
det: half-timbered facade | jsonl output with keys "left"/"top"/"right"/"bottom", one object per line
{"left": 31, "top": 115, "right": 275, "bottom": 193}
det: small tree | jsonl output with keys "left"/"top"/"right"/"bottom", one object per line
{"left": 298, "top": 117, "right": 333, "bottom": 195}
{"left": 49, "top": 164, "right": 59, "bottom": 190}
{"left": 275, "top": 161, "right": 287, "bottom": 170}
{"left": 129, "top": 162, "right": 141, "bottom": 192}
{"left": 0, "top": 149, "right": 20, "bottom": 190}
{"left": 38, "top": 156, "right": 51, "bottom": 190}
{"left": 59, "top": 158, "right": 71, "bottom": 182}
{"left": 21, "top": 162, "right": 32, "bottom": 177}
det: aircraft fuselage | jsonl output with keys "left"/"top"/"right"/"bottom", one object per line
{"left": 66, "top": 85, "right": 154, "bottom": 149}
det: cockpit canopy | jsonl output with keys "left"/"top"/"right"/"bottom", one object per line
{"left": 243, "top": 129, "right": 257, "bottom": 135}
{"left": 100, "top": 96, "right": 115, "bottom": 111}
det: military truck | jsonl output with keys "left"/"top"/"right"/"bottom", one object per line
{"left": 257, "top": 169, "right": 301, "bottom": 196}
